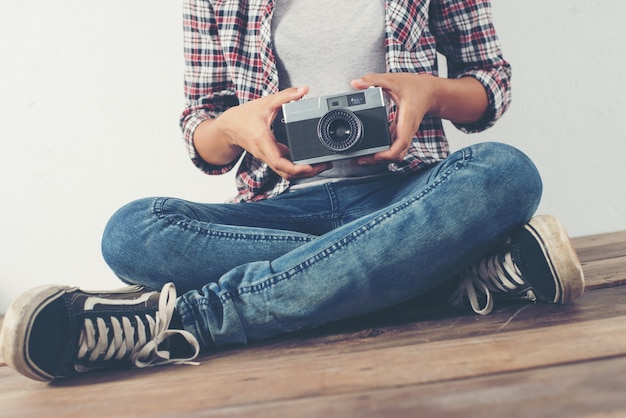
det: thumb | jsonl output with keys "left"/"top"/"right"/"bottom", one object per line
{"left": 272, "top": 86, "right": 309, "bottom": 107}
{"left": 351, "top": 73, "right": 388, "bottom": 90}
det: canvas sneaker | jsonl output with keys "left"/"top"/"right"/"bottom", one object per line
{"left": 450, "top": 214, "right": 585, "bottom": 315}
{"left": 0, "top": 282, "right": 199, "bottom": 381}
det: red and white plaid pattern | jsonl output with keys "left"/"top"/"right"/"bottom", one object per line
{"left": 180, "top": 0, "right": 511, "bottom": 203}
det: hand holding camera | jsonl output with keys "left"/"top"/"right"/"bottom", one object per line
{"left": 274, "top": 87, "right": 392, "bottom": 165}
{"left": 202, "top": 86, "right": 331, "bottom": 180}
{"left": 350, "top": 73, "right": 488, "bottom": 165}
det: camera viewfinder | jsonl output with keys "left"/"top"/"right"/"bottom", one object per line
{"left": 348, "top": 93, "right": 366, "bottom": 106}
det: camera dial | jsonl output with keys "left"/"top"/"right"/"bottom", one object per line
{"left": 317, "top": 109, "right": 363, "bottom": 152}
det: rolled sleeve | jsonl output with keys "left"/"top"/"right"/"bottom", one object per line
{"left": 180, "top": 0, "right": 241, "bottom": 174}
{"left": 180, "top": 99, "right": 240, "bottom": 175}
{"left": 430, "top": 0, "right": 512, "bottom": 133}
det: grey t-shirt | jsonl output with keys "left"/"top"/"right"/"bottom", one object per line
{"left": 272, "top": 0, "right": 390, "bottom": 185}
{"left": 273, "top": 0, "right": 386, "bottom": 98}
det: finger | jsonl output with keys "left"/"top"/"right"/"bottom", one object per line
{"left": 271, "top": 158, "right": 305, "bottom": 179}
{"left": 355, "top": 139, "right": 407, "bottom": 164}
{"left": 355, "top": 155, "right": 379, "bottom": 166}
{"left": 248, "top": 128, "right": 287, "bottom": 163}
{"left": 269, "top": 86, "right": 310, "bottom": 109}
{"left": 272, "top": 159, "right": 330, "bottom": 180}
{"left": 352, "top": 73, "right": 398, "bottom": 93}
{"left": 351, "top": 77, "right": 373, "bottom": 90}
{"left": 352, "top": 73, "right": 387, "bottom": 89}
{"left": 388, "top": 138, "right": 411, "bottom": 160}
{"left": 388, "top": 119, "right": 398, "bottom": 139}
{"left": 393, "top": 99, "right": 423, "bottom": 146}
{"left": 370, "top": 123, "right": 412, "bottom": 163}
{"left": 264, "top": 141, "right": 313, "bottom": 178}
{"left": 375, "top": 146, "right": 407, "bottom": 163}
{"left": 394, "top": 112, "right": 414, "bottom": 150}
{"left": 265, "top": 86, "right": 310, "bottom": 128}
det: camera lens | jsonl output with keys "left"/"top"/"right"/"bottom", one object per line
{"left": 317, "top": 109, "right": 363, "bottom": 152}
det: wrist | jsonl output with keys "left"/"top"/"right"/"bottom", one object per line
{"left": 425, "top": 75, "right": 444, "bottom": 118}
{"left": 193, "top": 116, "right": 243, "bottom": 166}
{"left": 426, "top": 76, "right": 488, "bottom": 124}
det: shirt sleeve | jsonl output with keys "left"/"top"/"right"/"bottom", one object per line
{"left": 179, "top": 0, "right": 242, "bottom": 174}
{"left": 429, "top": 0, "right": 512, "bottom": 133}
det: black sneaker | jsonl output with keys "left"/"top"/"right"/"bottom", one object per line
{"left": 450, "top": 214, "right": 585, "bottom": 315}
{"left": 0, "top": 282, "right": 199, "bottom": 381}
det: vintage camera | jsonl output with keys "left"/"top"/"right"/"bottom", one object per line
{"left": 275, "top": 87, "right": 391, "bottom": 165}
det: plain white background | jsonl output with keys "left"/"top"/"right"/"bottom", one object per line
{"left": 1, "top": 1, "right": 625, "bottom": 313}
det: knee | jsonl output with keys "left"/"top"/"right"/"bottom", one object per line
{"left": 472, "top": 142, "right": 543, "bottom": 220}
{"left": 101, "top": 198, "right": 157, "bottom": 280}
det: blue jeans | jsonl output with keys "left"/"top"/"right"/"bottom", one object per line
{"left": 101, "top": 142, "right": 542, "bottom": 350}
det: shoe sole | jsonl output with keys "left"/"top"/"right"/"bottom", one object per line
{"left": 1, "top": 285, "right": 76, "bottom": 382}
{"left": 524, "top": 214, "right": 585, "bottom": 304}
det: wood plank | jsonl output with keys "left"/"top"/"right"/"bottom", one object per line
{"left": 583, "top": 255, "right": 626, "bottom": 290}
{"left": 572, "top": 230, "right": 626, "bottom": 250}
{"left": 572, "top": 230, "right": 626, "bottom": 263}
{"left": 205, "top": 355, "right": 626, "bottom": 418}
{"left": 263, "top": 284, "right": 626, "bottom": 353}
{"left": 2, "top": 307, "right": 626, "bottom": 416}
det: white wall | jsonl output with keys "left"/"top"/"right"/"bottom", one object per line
{"left": 1, "top": 1, "right": 625, "bottom": 313}
{"left": 448, "top": 1, "right": 626, "bottom": 238}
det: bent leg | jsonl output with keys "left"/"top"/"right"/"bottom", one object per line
{"left": 176, "top": 142, "right": 543, "bottom": 348}
{"left": 101, "top": 185, "right": 352, "bottom": 292}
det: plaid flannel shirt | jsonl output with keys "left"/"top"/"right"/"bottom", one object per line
{"left": 180, "top": 0, "right": 511, "bottom": 203}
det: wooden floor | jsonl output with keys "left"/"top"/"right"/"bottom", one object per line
{"left": 1, "top": 230, "right": 626, "bottom": 417}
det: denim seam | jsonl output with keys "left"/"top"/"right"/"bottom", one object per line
{"left": 152, "top": 197, "right": 336, "bottom": 231}
{"left": 151, "top": 198, "right": 313, "bottom": 244}
{"left": 220, "top": 211, "right": 334, "bottom": 223}
{"left": 217, "top": 148, "right": 471, "bottom": 304}
{"left": 324, "top": 182, "right": 343, "bottom": 229}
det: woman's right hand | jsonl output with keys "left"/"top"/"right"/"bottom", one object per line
{"left": 194, "top": 86, "right": 331, "bottom": 180}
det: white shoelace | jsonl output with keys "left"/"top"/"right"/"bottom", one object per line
{"left": 76, "top": 283, "right": 200, "bottom": 369}
{"left": 452, "top": 246, "right": 536, "bottom": 315}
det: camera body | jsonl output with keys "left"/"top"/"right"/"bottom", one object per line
{"left": 275, "top": 87, "right": 391, "bottom": 165}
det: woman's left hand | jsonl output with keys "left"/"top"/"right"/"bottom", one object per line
{"left": 351, "top": 73, "right": 438, "bottom": 165}
{"left": 352, "top": 72, "right": 488, "bottom": 166}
